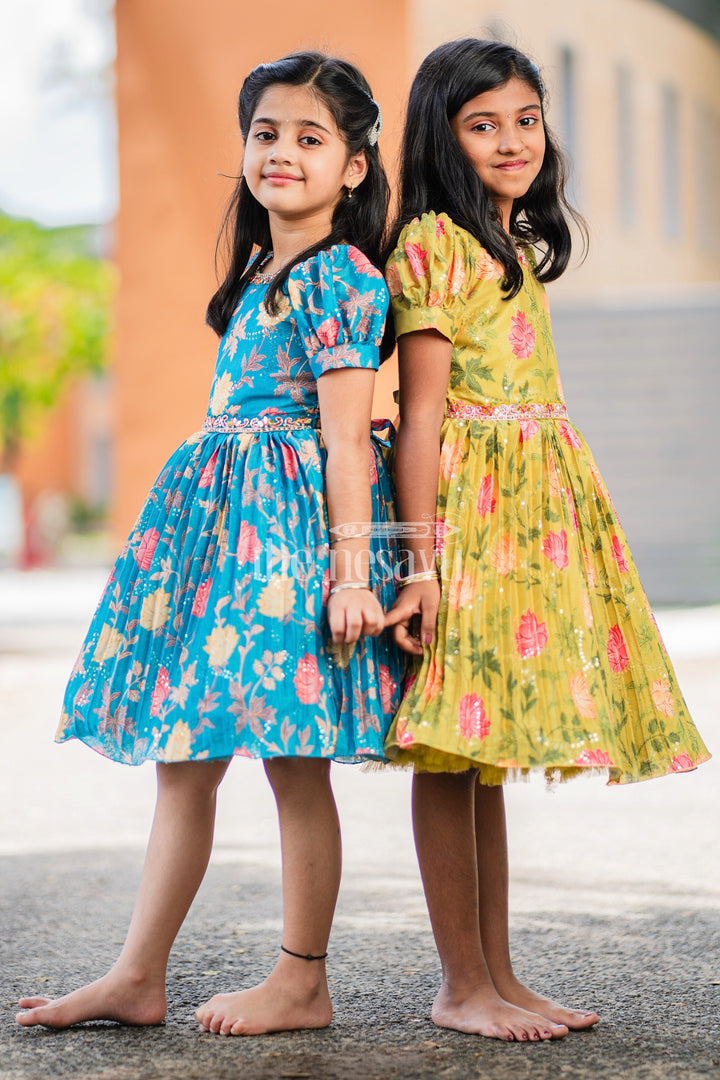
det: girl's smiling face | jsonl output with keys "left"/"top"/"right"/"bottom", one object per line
{"left": 450, "top": 76, "right": 546, "bottom": 230}
{"left": 243, "top": 83, "right": 367, "bottom": 229}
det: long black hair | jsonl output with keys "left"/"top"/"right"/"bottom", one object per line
{"left": 386, "top": 38, "right": 587, "bottom": 298}
{"left": 207, "top": 51, "right": 389, "bottom": 335}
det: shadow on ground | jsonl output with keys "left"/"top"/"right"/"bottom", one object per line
{"left": 2, "top": 851, "right": 719, "bottom": 1080}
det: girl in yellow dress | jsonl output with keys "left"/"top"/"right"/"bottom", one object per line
{"left": 384, "top": 38, "right": 710, "bottom": 1043}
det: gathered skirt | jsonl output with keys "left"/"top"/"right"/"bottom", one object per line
{"left": 384, "top": 410, "right": 710, "bottom": 784}
{"left": 58, "top": 423, "right": 403, "bottom": 764}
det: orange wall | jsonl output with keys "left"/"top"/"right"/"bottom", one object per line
{"left": 114, "top": 1, "right": 409, "bottom": 537}
{"left": 15, "top": 392, "right": 77, "bottom": 501}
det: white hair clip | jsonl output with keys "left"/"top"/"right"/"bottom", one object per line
{"left": 367, "top": 105, "right": 383, "bottom": 147}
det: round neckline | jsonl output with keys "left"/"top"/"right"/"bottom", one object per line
{"left": 250, "top": 252, "right": 274, "bottom": 285}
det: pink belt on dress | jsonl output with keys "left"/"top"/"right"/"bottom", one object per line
{"left": 445, "top": 399, "right": 568, "bottom": 422}
{"left": 202, "top": 413, "right": 318, "bottom": 433}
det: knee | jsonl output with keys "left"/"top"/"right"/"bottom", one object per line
{"left": 264, "top": 757, "right": 331, "bottom": 799}
{"left": 157, "top": 759, "right": 229, "bottom": 800}
{"left": 414, "top": 768, "right": 478, "bottom": 796}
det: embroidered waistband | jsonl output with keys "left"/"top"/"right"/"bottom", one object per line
{"left": 446, "top": 400, "right": 568, "bottom": 422}
{"left": 203, "top": 413, "right": 318, "bottom": 433}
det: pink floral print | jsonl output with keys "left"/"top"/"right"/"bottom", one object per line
{"left": 458, "top": 694, "right": 490, "bottom": 741}
{"left": 382, "top": 212, "right": 708, "bottom": 783}
{"left": 515, "top": 611, "right": 549, "bottom": 658}
{"left": 508, "top": 310, "right": 536, "bottom": 359}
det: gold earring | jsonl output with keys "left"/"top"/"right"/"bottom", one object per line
{"left": 346, "top": 185, "right": 353, "bottom": 199}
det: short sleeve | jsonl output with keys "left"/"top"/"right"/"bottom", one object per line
{"left": 385, "top": 212, "right": 469, "bottom": 343}
{"left": 288, "top": 245, "right": 389, "bottom": 380}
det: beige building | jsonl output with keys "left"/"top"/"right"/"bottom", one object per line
{"left": 23, "top": 0, "right": 720, "bottom": 599}
{"left": 421, "top": 0, "right": 720, "bottom": 294}
{"left": 409, "top": 0, "right": 720, "bottom": 602}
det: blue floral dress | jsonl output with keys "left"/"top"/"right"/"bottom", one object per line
{"left": 57, "top": 245, "right": 402, "bottom": 765}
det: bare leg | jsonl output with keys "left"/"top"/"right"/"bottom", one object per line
{"left": 17, "top": 759, "right": 230, "bottom": 1029}
{"left": 196, "top": 757, "right": 339, "bottom": 1036}
{"left": 412, "top": 770, "right": 567, "bottom": 1042}
{"left": 474, "top": 782, "right": 599, "bottom": 1030}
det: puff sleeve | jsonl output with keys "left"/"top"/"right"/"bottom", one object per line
{"left": 288, "top": 245, "right": 389, "bottom": 380}
{"left": 385, "top": 211, "right": 476, "bottom": 343}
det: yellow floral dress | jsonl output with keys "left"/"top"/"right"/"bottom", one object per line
{"left": 384, "top": 211, "right": 710, "bottom": 784}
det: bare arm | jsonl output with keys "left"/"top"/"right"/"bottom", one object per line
{"left": 317, "top": 366, "right": 385, "bottom": 644}
{"left": 384, "top": 330, "right": 452, "bottom": 655}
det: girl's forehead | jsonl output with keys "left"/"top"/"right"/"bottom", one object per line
{"left": 460, "top": 76, "right": 541, "bottom": 113}
{"left": 251, "top": 83, "right": 337, "bottom": 128}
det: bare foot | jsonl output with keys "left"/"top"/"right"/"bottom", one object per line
{"left": 196, "top": 970, "right": 332, "bottom": 1037}
{"left": 432, "top": 983, "right": 568, "bottom": 1042}
{"left": 15, "top": 969, "right": 167, "bottom": 1029}
{"left": 495, "top": 975, "right": 599, "bottom": 1031}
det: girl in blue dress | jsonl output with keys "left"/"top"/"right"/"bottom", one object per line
{"left": 17, "top": 51, "right": 401, "bottom": 1037}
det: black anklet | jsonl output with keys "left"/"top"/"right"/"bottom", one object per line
{"left": 280, "top": 945, "right": 328, "bottom": 961}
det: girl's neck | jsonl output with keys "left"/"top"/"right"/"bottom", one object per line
{"left": 264, "top": 210, "right": 336, "bottom": 274}
{"left": 493, "top": 196, "right": 513, "bottom": 234}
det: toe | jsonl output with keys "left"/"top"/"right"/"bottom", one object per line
{"left": 574, "top": 1011, "right": 599, "bottom": 1027}
{"left": 18, "top": 998, "right": 50, "bottom": 1009}
{"left": 17, "top": 1006, "right": 49, "bottom": 1026}
{"left": 490, "top": 1021, "right": 514, "bottom": 1041}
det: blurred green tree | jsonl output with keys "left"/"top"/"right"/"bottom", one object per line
{"left": 0, "top": 212, "right": 113, "bottom": 472}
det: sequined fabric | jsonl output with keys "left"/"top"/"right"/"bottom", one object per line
{"left": 383, "top": 211, "right": 709, "bottom": 784}
{"left": 202, "top": 414, "right": 317, "bottom": 433}
{"left": 446, "top": 400, "right": 568, "bottom": 422}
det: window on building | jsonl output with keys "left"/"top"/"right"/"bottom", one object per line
{"left": 616, "top": 65, "right": 634, "bottom": 228}
{"left": 559, "top": 46, "right": 580, "bottom": 205}
{"left": 661, "top": 84, "right": 681, "bottom": 240}
{"left": 694, "top": 101, "right": 720, "bottom": 256}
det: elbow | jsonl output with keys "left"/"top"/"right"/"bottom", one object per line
{"left": 398, "top": 412, "right": 444, "bottom": 445}
{"left": 323, "top": 433, "right": 369, "bottom": 466}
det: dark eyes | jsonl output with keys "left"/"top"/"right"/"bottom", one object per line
{"left": 470, "top": 115, "right": 539, "bottom": 133}
{"left": 253, "top": 130, "right": 322, "bottom": 146}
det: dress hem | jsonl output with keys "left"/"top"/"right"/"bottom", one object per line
{"left": 55, "top": 732, "right": 389, "bottom": 768}
{"left": 382, "top": 742, "right": 711, "bottom": 786}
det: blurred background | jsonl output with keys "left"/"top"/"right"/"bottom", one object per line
{"left": 1, "top": 0, "right": 719, "bottom": 604}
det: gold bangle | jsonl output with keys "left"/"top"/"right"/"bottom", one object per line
{"left": 398, "top": 570, "right": 439, "bottom": 589}
{"left": 329, "top": 534, "right": 372, "bottom": 546}
{"left": 329, "top": 582, "right": 371, "bottom": 597}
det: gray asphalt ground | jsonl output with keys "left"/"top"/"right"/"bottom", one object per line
{"left": 1, "top": 569, "right": 719, "bottom": 1080}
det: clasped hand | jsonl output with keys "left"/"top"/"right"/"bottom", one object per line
{"left": 327, "top": 581, "right": 440, "bottom": 653}
{"left": 327, "top": 589, "right": 385, "bottom": 644}
{"left": 383, "top": 580, "right": 440, "bottom": 656}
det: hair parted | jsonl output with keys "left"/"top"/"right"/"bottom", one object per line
{"left": 207, "top": 51, "right": 389, "bottom": 336}
{"left": 385, "top": 38, "right": 587, "bottom": 298}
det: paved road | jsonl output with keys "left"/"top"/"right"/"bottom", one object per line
{"left": 1, "top": 569, "right": 719, "bottom": 1079}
